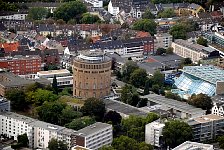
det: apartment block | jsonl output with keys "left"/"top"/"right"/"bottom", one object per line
{"left": 187, "top": 114, "right": 224, "bottom": 142}
{"left": 145, "top": 121, "right": 165, "bottom": 147}
{"left": 0, "top": 55, "right": 41, "bottom": 75}
{"left": 154, "top": 33, "right": 173, "bottom": 50}
{"left": 0, "top": 112, "right": 113, "bottom": 150}
{"left": 37, "top": 69, "right": 73, "bottom": 87}
{"left": 171, "top": 39, "right": 218, "bottom": 63}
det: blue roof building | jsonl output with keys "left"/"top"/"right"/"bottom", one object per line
{"left": 172, "top": 65, "right": 224, "bottom": 99}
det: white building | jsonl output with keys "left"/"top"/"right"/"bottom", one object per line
{"left": 154, "top": 33, "right": 173, "bottom": 50}
{"left": 37, "top": 69, "right": 73, "bottom": 86}
{"left": 212, "top": 95, "right": 224, "bottom": 117}
{"left": 108, "top": 0, "right": 120, "bottom": 16}
{"left": 85, "top": 0, "right": 103, "bottom": 7}
{"left": 173, "top": 141, "right": 214, "bottom": 150}
{"left": 0, "top": 12, "right": 28, "bottom": 21}
{"left": 145, "top": 121, "right": 165, "bottom": 147}
{"left": 0, "top": 112, "right": 113, "bottom": 150}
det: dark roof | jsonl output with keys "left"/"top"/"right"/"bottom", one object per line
{"left": 17, "top": 2, "right": 61, "bottom": 8}
{"left": 197, "top": 12, "right": 212, "bottom": 19}
{"left": 0, "top": 23, "right": 6, "bottom": 31}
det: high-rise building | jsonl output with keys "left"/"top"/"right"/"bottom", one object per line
{"left": 73, "top": 50, "right": 111, "bottom": 99}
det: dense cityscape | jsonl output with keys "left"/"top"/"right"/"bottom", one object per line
{"left": 0, "top": 0, "right": 224, "bottom": 150}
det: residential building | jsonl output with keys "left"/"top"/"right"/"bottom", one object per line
{"left": 187, "top": 3, "right": 205, "bottom": 16}
{"left": 141, "top": 94, "right": 206, "bottom": 119}
{"left": 0, "top": 112, "right": 113, "bottom": 150}
{"left": 211, "top": 95, "right": 224, "bottom": 117}
{"left": 84, "top": 0, "right": 103, "bottom": 7}
{"left": 73, "top": 50, "right": 111, "bottom": 99}
{"left": 37, "top": 69, "right": 73, "bottom": 87}
{"left": 154, "top": 17, "right": 179, "bottom": 27}
{"left": 173, "top": 141, "right": 214, "bottom": 150}
{"left": 154, "top": 33, "right": 172, "bottom": 50}
{"left": 188, "top": 114, "right": 224, "bottom": 142}
{"left": 0, "top": 97, "right": 10, "bottom": 112}
{"left": 75, "top": 122, "right": 113, "bottom": 150}
{"left": 0, "top": 41, "right": 19, "bottom": 52}
{"left": 0, "top": 72, "right": 34, "bottom": 96}
{"left": 145, "top": 121, "right": 165, "bottom": 147}
{"left": 0, "top": 55, "right": 41, "bottom": 75}
{"left": 0, "top": 11, "right": 28, "bottom": 21}
{"left": 173, "top": 65, "right": 224, "bottom": 98}
{"left": 172, "top": 39, "right": 218, "bottom": 63}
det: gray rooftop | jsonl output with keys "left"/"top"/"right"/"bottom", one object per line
{"left": 0, "top": 72, "right": 34, "bottom": 88}
{"left": 103, "top": 99, "right": 148, "bottom": 117}
{"left": 141, "top": 94, "right": 206, "bottom": 115}
{"left": 0, "top": 112, "right": 36, "bottom": 124}
{"left": 29, "top": 121, "right": 65, "bottom": 132}
{"left": 76, "top": 122, "right": 112, "bottom": 137}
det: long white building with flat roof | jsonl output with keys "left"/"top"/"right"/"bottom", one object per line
{"left": 0, "top": 112, "right": 112, "bottom": 150}
{"left": 173, "top": 141, "right": 214, "bottom": 150}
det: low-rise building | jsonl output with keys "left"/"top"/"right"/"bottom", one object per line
{"left": 145, "top": 121, "right": 165, "bottom": 147}
{"left": 37, "top": 69, "right": 73, "bottom": 87}
{"left": 172, "top": 39, "right": 218, "bottom": 63}
{"left": 173, "top": 141, "right": 214, "bottom": 150}
{"left": 0, "top": 112, "right": 113, "bottom": 150}
{"left": 188, "top": 114, "right": 224, "bottom": 142}
{"left": 0, "top": 55, "right": 41, "bottom": 75}
{"left": 211, "top": 95, "right": 224, "bottom": 116}
{"left": 0, "top": 11, "right": 28, "bottom": 21}
{"left": 141, "top": 94, "right": 206, "bottom": 119}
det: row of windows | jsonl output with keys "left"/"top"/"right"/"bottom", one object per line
{"left": 74, "top": 62, "right": 111, "bottom": 69}
{"left": 76, "top": 70, "right": 110, "bottom": 73}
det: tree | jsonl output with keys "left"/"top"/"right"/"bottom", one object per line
{"left": 56, "top": 19, "right": 66, "bottom": 25}
{"left": 137, "top": 98, "right": 148, "bottom": 107}
{"left": 120, "top": 84, "right": 140, "bottom": 106}
{"left": 65, "top": 116, "right": 96, "bottom": 130}
{"left": 156, "top": 48, "right": 166, "bottom": 55}
{"left": 139, "top": 142, "right": 153, "bottom": 150}
{"left": 54, "top": 1, "right": 87, "bottom": 22}
{"left": 181, "top": 58, "right": 192, "bottom": 65}
{"left": 48, "top": 138, "right": 67, "bottom": 150}
{"left": 188, "top": 93, "right": 213, "bottom": 113}
{"left": 104, "top": 111, "right": 122, "bottom": 125}
{"left": 142, "top": 9, "right": 155, "bottom": 19}
{"left": 152, "top": 84, "right": 160, "bottom": 94}
{"left": 165, "top": 91, "right": 181, "bottom": 101}
{"left": 166, "top": 47, "right": 173, "bottom": 54}
{"left": 197, "top": 36, "right": 208, "bottom": 47}
{"left": 5, "top": 89, "right": 27, "bottom": 111}
{"left": 151, "top": 70, "right": 164, "bottom": 87}
{"left": 143, "top": 79, "right": 151, "bottom": 95}
{"left": 132, "top": 19, "right": 157, "bottom": 35}
{"left": 80, "top": 97, "right": 106, "bottom": 121}
{"left": 121, "top": 61, "right": 139, "bottom": 82}
{"left": 52, "top": 75, "right": 58, "bottom": 95}
{"left": 100, "top": 146, "right": 115, "bottom": 150}
{"left": 60, "top": 106, "right": 82, "bottom": 126}
{"left": 218, "top": 135, "right": 224, "bottom": 149}
{"left": 162, "top": 120, "right": 193, "bottom": 148}
{"left": 81, "top": 13, "right": 101, "bottom": 24}
{"left": 11, "top": 133, "right": 29, "bottom": 149}
{"left": 36, "top": 101, "right": 66, "bottom": 124}
{"left": 59, "top": 88, "right": 72, "bottom": 96}
{"left": 169, "top": 24, "right": 187, "bottom": 39}
{"left": 27, "top": 7, "right": 48, "bottom": 20}
{"left": 112, "top": 136, "right": 139, "bottom": 150}
{"left": 157, "top": 8, "right": 176, "bottom": 18}
{"left": 130, "top": 68, "right": 148, "bottom": 88}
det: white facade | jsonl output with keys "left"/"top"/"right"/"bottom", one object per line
{"left": 0, "top": 13, "right": 28, "bottom": 20}
{"left": 173, "top": 141, "right": 214, "bottom": 150}
{"left": 37, "top": 69, "right": 73, "bottom": 86}
{"left": 145, "top": 121, "right": 165, "bottom": 147}
{"left": 212, "top": 101, "right": 224, "bottom": 117}
{"left": 155, "top": 33, "right": 173, "bottom": 49}
{"left": 108, "top": 1, "right": 120, "bottom": 16}
{"left": 85, "top": 0, "right": 103, "bottom": 7}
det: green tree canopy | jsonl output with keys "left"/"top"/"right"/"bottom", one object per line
{"left": 197, "top": 36, "right": 208, "bottom": 47}
{"left": 103, "top": 110, "right": 122, "bottom": 125}
{"left": 52, "top": 75, "right": 58, "bottom": 95}
{"left": 5, "top": 89, "right": 27, "bottom": 111}
{"left": 158, "top": 8, "right": 176, "bottom": 18}
{"left": 165, "top": 91, "right": 182, "bottom": 101}
{"left": 132, "top": 19, "right": 157, "bottom": 35}
{"left": 81, "top": 13, "right": 101, "bottom": 24}
{"left": 156, "top": 48, "right": 166, "bottom": 55}
{"left": 60, "top": 106, "right": 83, "bottom": 126}
{"left": 188, "top": 93, "right": 213, "bottom": 112}
{"left": 166, "top": 47, "right": 173, "bottom": 54}
{"left": 48, "top": 138, "right": 67, "bottom": 150}
{"left": 54, "top": 1, "right": 87, "bottom": 22}
{"left": 65, "top": 116, "right": 96, "bottom": 130}
{"left": 162, "top": 120, "right": 193, "bottom": 148}
{"left": 120, "top": 84, "right": 140, "bottom": 106}
{"left": 218, "top": 135, "right": 224, "bottom": 149}
{"left": 130, "top": 68, "right": 148, "bottom": 88}
{"left": 143, "top": 79, "right": 152, "bottom": 95}
{"left": 11, "top": 133, "right": 29, "bottom": 149}
{"left": 151, "top": 70, "right": 164, "bottom": 87}
{"left": 121, "top": 61, "right": 139, "bottom": 82}
{"left": 27, "top": 7, "right": 48, "bottom": 20}
{"left": 80, "top": 97, "right": 106, "bottom": 121}
{"left": 36, "top": 101, "right": 66, "bottom": 124}
{"left": 142, "top": 9, "right": 155, "bottom": 19}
